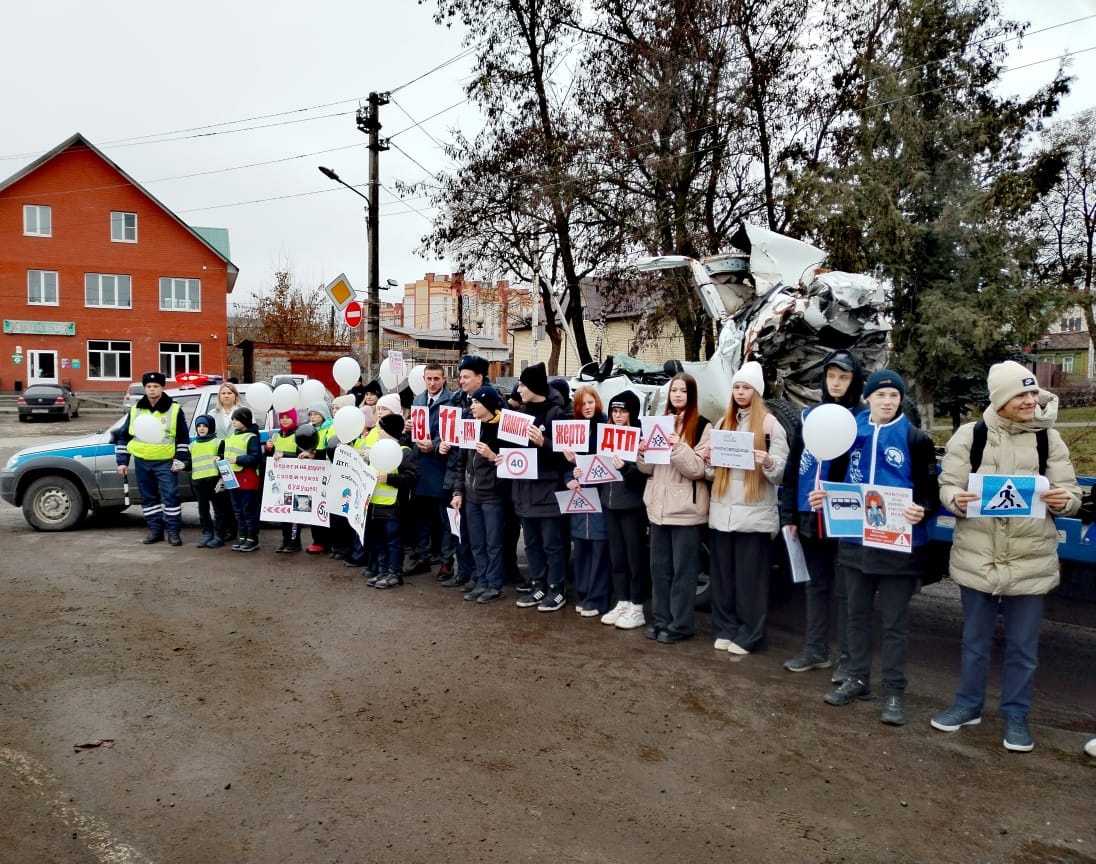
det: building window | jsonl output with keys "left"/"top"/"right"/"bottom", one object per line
{"left": 110, "top": 211, "right": 138, "bottom": 243}
{"left": 1062, "top": 355, "right": 1075, "bottom": 374}
{"left": 28, "top": 270, "right": 59, "bottom": 305}
{"left": 23, "top": 204, "right": 51, "bottom": 237}
{"left": 160, "top": 342, "right": 201, "bottom": 377}
{"left": 1061, "top": 316, "right": 1083, "bottom": 332}
{"left": 85, "top": 273, "right": 132, "bottom": 308}
{"left": 87, "top": 340, "right": 132, "bottom": 380}
{"left": 159, "top": 277, "right": 201, "bottom": 311}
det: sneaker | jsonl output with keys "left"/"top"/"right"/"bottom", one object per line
{"left": 463, "top": 585, "right": 487, "bottom": 602}
{"left": 644, "top": 625, "right": 661, "bottom": 640}
{"left": 580, "top": 606, "right": 601, "bottom": 618}
{"left": 441, "top": 574, "right": 469, "bottom": 588}
{"left": 601, "top": 600, "right": 630, "bottom": 626}
{"left": 477, "top": 588, "right": 503, "bottom": 604}
{"left": 283, "top": 543, "right": 302, "bottom": 553}
{"left": 231, "top": 538, "right": 247, "bottom": 551}
{"left": 784, "top": 654, "right": 833, "bottom": 673}
{"left": 824, "top": 677, "right": 871, "bottom": 706}
{"left": 206, "top": 536, "right": 224, "bottom": 549}
{"left": 515, "top": 581, "right": 532, "bottom": 593}
{"left": 727, "top": 642, "right": 750, "bottom": 655}
{"left": 930, "top": 704, "right": 982, "bottom": 733}
{"left": 615, "top": 604, "right": 646, "bottom": 630}
{"left": 197, "top": 534, "right": 214, "bottom": 548}
{"left": 881, "top": 695, "right": 907, "bottom": 726}
{"left": 516, "top": 589, "right": 546, "bottom": 608}
{"left": 1003, "top": 717, "right": 1034, "bottom": 752}
{"left": 374, "top": 572, "right": 404, "bottom": 589}
{"left": 657, "top": 630, "right": 691, "bottom": 644}
{"left": 574, "top": 603, "right": 585, "bottom": 614}
{"left": 537, "top": 591, "right": 566, "bottom": 612}
{"left": 714, "top": 638, "right": 732, "bottom": 651}
{"left": 238, "top": 539, "right": 260, "bottom": 553}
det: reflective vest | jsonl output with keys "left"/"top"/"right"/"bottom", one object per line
{"left": 316, "top": 421, "right": 333, "bottom": 449}
{"left": 372, "top": 445, "right": 409, "bottom": 507}
{"left": 190, "top": 437, "right": 221, "bottom": 480}
{"left": 272, "top": 432, "right": 297, "bottom": 456}
{"left": 127, "top": 403, "right": 181, "bottom": 461}
{"left": 224, "top": 431, "right": 256, "bottom": 472}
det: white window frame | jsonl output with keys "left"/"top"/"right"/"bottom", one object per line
{"left": 23, "top": 204, "right": 51, "bottom": 237}
{"left": 159, "top": 277, "right": 201, "bottom": 312}
{"left": 85, "top": 273, "right": 133, "bottom": 309}
{"left": 1062, "top": 355, "right": 1075, "bottom": 374}
{"left": 110, "top": 211, "right": 138, "bottom": 243}
{"left": 87, "top": 340, "right": 132, "bottom": 381}
{"left": 28, "top": 269, "right": 59, "bottom": 305}
{"left": 159, "top": 342, "right": 202, "bottom": 377}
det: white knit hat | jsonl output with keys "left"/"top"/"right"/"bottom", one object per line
{"left": 376, "top": 393, "right": 403, "bottom": 415}
{"left": 988, "top": 360, "right": 1038, "bottom": 410}
{"left": 732, "top": 361, "right": 765, "bottom": 398}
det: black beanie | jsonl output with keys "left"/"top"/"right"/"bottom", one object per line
{"left": 608, "top": 389, "right": 642, "bottom": 426}
{"left": 471, "top": 385, "right": 502, "bottom": 414}
{"left": 363, "top": 379, "right": 383, "bottom": 397}
{"left": 231, "top": 406, "right": 253, "bottom": 427}
{"left": 519, "top": 362, "right": 550, "bottom": 398}
{"left": 378, "top": 412, "right": 405, "bottom": 439}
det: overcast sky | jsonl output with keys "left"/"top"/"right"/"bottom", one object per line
{"left": 2, "top": 0, "right": 1094, "bottom": 310}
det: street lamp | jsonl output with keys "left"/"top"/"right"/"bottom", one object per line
{"left": 447, "top": 289, "right": 484, "bottom": 359}
{"left": 319, "top": 165, "right": 381, "bottom": 378}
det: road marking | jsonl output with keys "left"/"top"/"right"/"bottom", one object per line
{"left": 0, "top": 747, "right": 152, "bottom": 864}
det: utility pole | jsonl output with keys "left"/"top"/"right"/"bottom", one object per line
{"left": 356, "top": 92, "right": 389, "bottom": 380}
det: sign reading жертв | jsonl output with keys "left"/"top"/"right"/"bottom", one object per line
{"left": 3, "top": 320, "right": 76, "bottom": 336}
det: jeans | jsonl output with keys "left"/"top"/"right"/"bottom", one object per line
{"left": 709, "top": 530, "right": 769, "bottom": 651}
{"left": 801, "top": 534, "right": 847, "bottom": 660}
{"left": 465, "top": 501, "right": 505, "bottom": 590}
{"left": 229, "top": 488, "right": 260, "bottom": 538}
{"left": 135, "top": 458, "right": 181, "bottom": 535}
{"left": 522, "top": 516, "right": 567, "bottom": 592}
{"left": 371, "top": 518, "right": 403, "bottom": 575}
{"left": 649, "top": 523, "right": 701, "bottom": 638}
{"left": 953, "top": 587, "right": 1044, "bottom": 719}
{"left": 605, "top": 507, "right": 649, "bottom": 605}
{"left": 842, "top": 545, "right": 917, "bottom": 696}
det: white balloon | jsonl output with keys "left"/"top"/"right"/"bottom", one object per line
{"left": 133, "top": 413, "right": 163, "bottom": 444}
{"left": 370, "top": 438, "right": 403, "bottom": 473}
{"left": 246, "top": 382, "right": 274, "bottom": 418}
{"left": 407, "top": 364, "right": 427, "bottom": 396}
{"left": 379, "top": 358, "right": 398, "bottom": 390}
{"left": 802, "top": 403, "right": 858, "bottom": 461}
{"left": 272, "top": 383, "right": 298, "bottom": 414}
{"left": 332, "top": 356, "right": 362, "bottom": 391}
{"left": 333, "top": 405, "right": 366, "bottom": 443}
{"left": 298, "top": 379, "right": 326, "bottom": 410}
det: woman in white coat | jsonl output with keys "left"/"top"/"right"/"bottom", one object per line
{"left": 698, "top": 362, "right": 788, "bottom": 655}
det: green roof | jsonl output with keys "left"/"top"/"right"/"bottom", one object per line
{"left": 192, "top": 226, "right": 231, "bottom": 260}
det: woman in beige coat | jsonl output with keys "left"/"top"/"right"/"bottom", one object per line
{"left": 638, "top": 373, "right": 709, "bottom": 644}
{"left": 932, "top": 361, "right": 1081, "bottom": 753}
{"left": 698, "top": 362, "right": 788, "bottom": 655}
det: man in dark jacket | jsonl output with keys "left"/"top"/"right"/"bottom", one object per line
{"left": 781, "top": 350, "right": 864, "bottom": 678}
{"left": 511, "top": 362, "right": 570, "bottom": 612}
{"left": 114, "top": 371, "right": 190, "bottom": 546}
{"left": 441, "top": 354, "right": 491, "bottom": 587}
{"left": 407, "top": 363, "right": 454, "bottom": 575}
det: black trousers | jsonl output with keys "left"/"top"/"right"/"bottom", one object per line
{"left": 709, "top": 530, "right": 770, "bottom": 651}
{"left": 605, "top": 507, "right": 648, "bottom": 605}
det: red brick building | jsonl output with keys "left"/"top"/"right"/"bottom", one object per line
{"left": 0, "top": 133, "right": 238, "bottom": 393}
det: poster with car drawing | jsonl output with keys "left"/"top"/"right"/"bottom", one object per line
{"left": 260, "top": 458, "right": 331, "bottom": 527}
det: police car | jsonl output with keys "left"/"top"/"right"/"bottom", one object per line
{"left": 1, "top": 382, "right": 273, "bottom": 531}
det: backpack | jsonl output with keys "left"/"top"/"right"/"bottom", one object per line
{"left": 968, "top": 420, "right": 1048, "bottom": 475}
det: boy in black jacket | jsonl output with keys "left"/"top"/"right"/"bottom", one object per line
{"left": 369, "top": 413, "right": 419, "bottom": 589}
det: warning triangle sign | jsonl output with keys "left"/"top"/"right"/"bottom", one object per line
{"left": 566, "top": 489, "right": 600, "bottom": 513}
{"left": 893, "top": 533, "right": 910, "bottom": 547}
{"left": 580, "top": 454, "right": 620, "bottom": 485}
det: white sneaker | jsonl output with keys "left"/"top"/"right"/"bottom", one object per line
{"left": 714, "top": 638, "right": 732, "bottom": 651}
{"left": 615, "top": 603, "right": 646, "bottom": 630}
{"left": 580, "top": 606, "right": 601, "bottom": 618}
{"left": 601, "top": 600, "right": 629, "bottom": 626}
{"left": 1085, "top": 738, "right": 1096, "bottom": 758}
{"left": 727, "top": 642, "right": 750, "bottom": 655}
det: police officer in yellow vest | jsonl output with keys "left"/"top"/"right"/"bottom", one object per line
{"left": 114, "top": 371, "right": 190, "bottom": 545}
